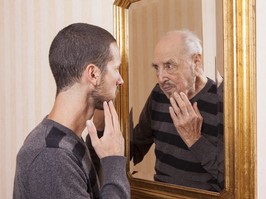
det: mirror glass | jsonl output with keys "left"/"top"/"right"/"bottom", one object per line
{"left": 128, "top": 0, "right": 224, "bottom": 192}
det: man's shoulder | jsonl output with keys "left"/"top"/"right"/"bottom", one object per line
{"left": 15, "top": 121, "right": 50, "bottom": 172}
{"left": 19, "top": 120, "right": 49, "bottom": 154}
{"left": 17, "top": 119, "right": 84, "bottom": 167}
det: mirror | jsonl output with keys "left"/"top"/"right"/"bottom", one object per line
{"left": 126, "top": 0, "right": 224, "bottom": 189}
{"left": 114, "top": 0, "right": 256, "bottom": 198}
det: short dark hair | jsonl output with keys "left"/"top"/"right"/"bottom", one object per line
{"left": 49, "top": 23, "right": 116, "bottom": 94}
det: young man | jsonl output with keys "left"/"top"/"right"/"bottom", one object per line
{"left": 13, "top": 23, "right": 130, "bottom": 199}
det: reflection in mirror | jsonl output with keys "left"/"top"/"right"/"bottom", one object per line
{"left": 128, "top": 0, "right": 224, "bottom": 192}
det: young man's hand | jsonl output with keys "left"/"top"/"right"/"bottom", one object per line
{"left": 86, "top": 101, "right": 124, "bottom": 158}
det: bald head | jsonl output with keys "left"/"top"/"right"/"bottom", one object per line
{"left": 151, "top": 30, "right": 206, "bottom": 99}
{"left": 154, "top": 30, "right": 202, "bottom": 59}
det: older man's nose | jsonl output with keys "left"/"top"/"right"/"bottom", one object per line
{"left": 117, "top": 73, "right": 124, "bottom": 86}
{"left": 157, "top": 68, "right": 167, "bottom": 83}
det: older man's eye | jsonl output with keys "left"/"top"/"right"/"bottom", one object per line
{"left": 152, "top": 64, "right": 159, "bottom": 70}
{"left": 164, "top": 63, "right": 173, "bottom": 69}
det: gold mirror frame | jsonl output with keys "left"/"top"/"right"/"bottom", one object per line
{"left": 114, "top": 0, "right": 256, "bottom": 198}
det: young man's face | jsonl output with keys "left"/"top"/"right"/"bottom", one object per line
{"left": 93, "top": 42, "right": 123, "bottom": 109}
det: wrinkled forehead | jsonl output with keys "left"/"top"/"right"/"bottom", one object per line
{"left": 152, "top": 38, "right": 184, "bottom": 64}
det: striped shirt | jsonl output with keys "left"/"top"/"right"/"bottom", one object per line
{"left": 132, "top": 78, "right": 224, "bottom": 192}
{"left": 14, "top": 118, "right": 130, "bottom": 199}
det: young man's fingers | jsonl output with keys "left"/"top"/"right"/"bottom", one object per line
{"left": 103, "top": 101, "right": 112, "bottom": 134}
{"left": 108, "top": 101, "right": 120, "bottom": 133}
{"left": 86, "top": 120, "right": 100, "bottom": 146}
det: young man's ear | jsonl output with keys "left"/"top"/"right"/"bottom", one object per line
{"left": 84, "top": 64, "right": 101, "bottom": 86}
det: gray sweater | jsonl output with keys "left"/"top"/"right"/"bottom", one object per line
{"left": 132, "top": 79, "right": 224, "bottom": 191}
{"left": 13, "top": 118, "right": 130, "bottom": 199}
